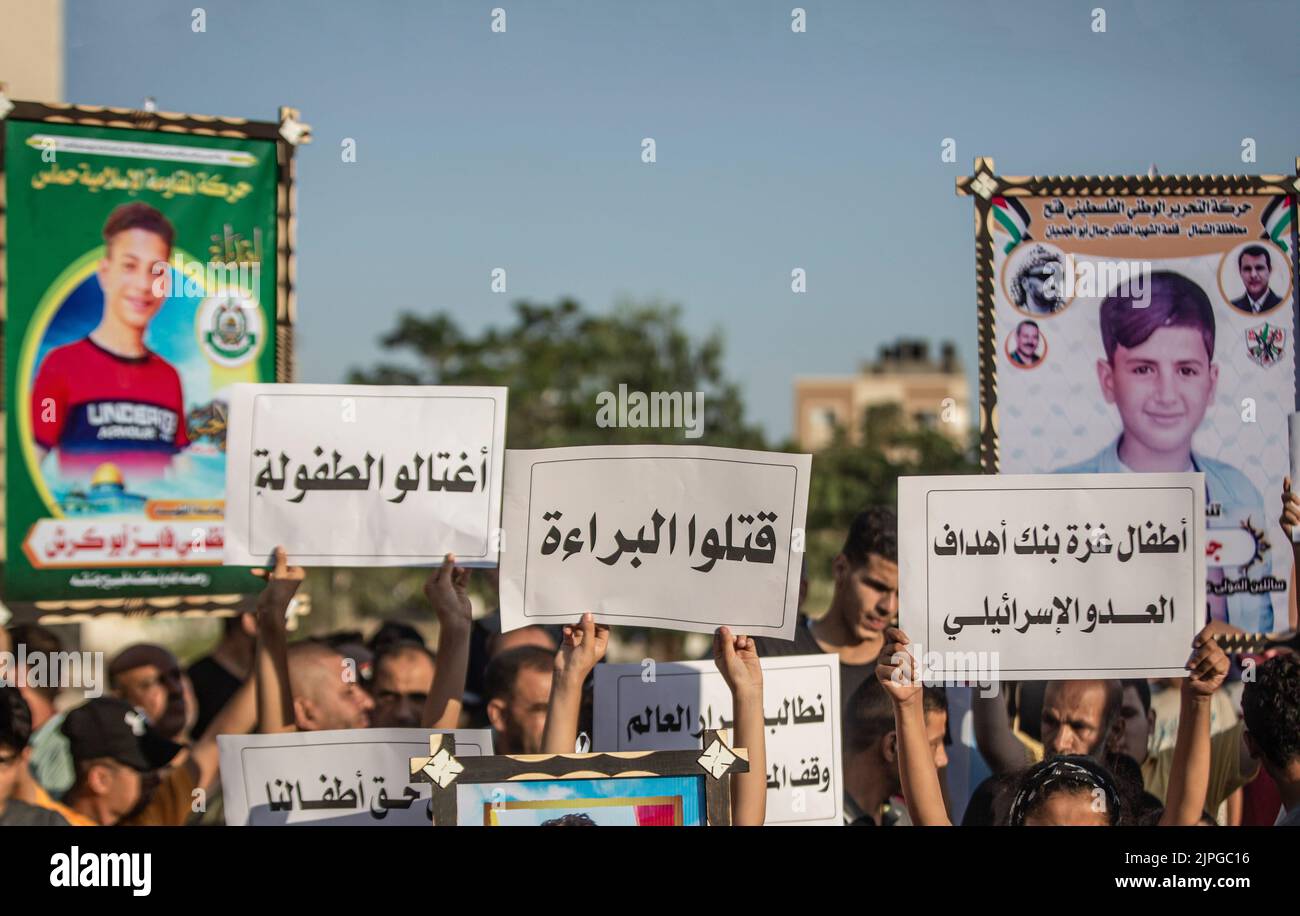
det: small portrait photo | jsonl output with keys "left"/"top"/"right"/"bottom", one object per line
{"left": 457, "top": 775, "right": 707, "bottom": 826}
{"left": 1004, "top": 243, "right": 1071, "bottom": 316}
{"left": 1220, "top": 240, "right": 1291, "bottom": 317}
{"left": 1005, "top": 319, "right": 1047, "bottom": 369}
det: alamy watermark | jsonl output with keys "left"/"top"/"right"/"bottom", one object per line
{"left": 1045, "top": 253, "right": 1153, "bottom": 307}
{"left": 595, "top": 385, "right": 704, "bottom": 439}
{"left": 0, "top": 644, "right": 104, "bottom": 698}
{"left": 889, "top": 642, "right": 1001, "bottom": 698}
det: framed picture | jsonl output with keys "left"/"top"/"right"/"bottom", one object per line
{"left": 409, "top": 729, "right": 748, "bottom": 826}
{"left": 958, "top": 157, "right": 1300, "bottom": 634}
{"left": 0, "top": 94, "right": 308, "bottom": 620}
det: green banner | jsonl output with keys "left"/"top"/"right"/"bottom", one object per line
{"left": 3, "top": 119, "right": 278, "bottom": 602}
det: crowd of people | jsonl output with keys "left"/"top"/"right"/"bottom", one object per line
{"left": 2, "top": 486, "right": 1298, "bottom": 829}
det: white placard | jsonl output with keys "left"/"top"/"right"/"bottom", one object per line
{"left": 593, "top": 654, "right": 842, "bottom": 826}
{"left": 218, "top": 728, "right": 493, "bottom": 825}
{"left": 499, "top": 445, "right": 810, "bottom": 638}
{"left": 223, "top": 384, "right": 506, "bottom": 566}
{"left": 899, "top": 473, "right": 1205, "bottom": 680}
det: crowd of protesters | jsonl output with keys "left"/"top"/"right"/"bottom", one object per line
{"left": 2, "top": 482, "right": 1298, "bottom": 828}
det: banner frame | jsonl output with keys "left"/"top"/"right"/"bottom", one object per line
{"left": 0, "top": 93, "right": 308, "bottom": 622}
{"left": 956, "top": 156, "right": 1300, "bottom": 474}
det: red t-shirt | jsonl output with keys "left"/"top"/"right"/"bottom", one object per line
{"left": 31, "top": 337, "right": 189, "bottom": 478}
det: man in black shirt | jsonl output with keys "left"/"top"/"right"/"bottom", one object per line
{"left": 187, "top": 612, "right": 256, "bottom": 738}
{"left": 753, "top": 506, "right": 899, "bottom": 706}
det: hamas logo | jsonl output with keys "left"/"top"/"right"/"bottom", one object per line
{"left": 198, "top": 295, "right": 263, "bottom": 367}
{"left": 1246, "top": 322, "right": 1285, "bottom": 368}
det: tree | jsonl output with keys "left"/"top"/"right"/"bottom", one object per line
{"left": 347, "top": 298, "right": 766, "bottom": 449}
{"left": 318, "top": 298, "right": 767, "bottom": 623}
{"left": 806, "top": 403, "right": 977, "bottom": 531}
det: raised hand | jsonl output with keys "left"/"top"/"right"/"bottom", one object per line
{"left": 424, "top": 553, "right": 472, "bottom": 636}
{"left": 713, "top": 626, "right": 763, "bottom": 700}
{"left": 876, "top": 626, "right": 923, "bottom": 705}
{"left": 1184, "top": 625, "right": 1229, "bottom": 698}
{"left": 1281, "top": 477, "right": 1300, "bottom": 543}
{"left": 251, "top": 546, "right": 305, "bottom": 624}
{"left": 554, "top": 612, "right": 610, "bottom": 683}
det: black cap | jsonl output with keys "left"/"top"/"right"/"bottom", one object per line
{"left": 61, "top": 697, "right": 182, "bottom": 772}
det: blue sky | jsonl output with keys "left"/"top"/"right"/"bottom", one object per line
{"left": 64, "top": 0, "right": 1300, "bottom": 441}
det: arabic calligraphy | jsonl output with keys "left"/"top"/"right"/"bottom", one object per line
{"left": 539, "top": 509, "right": 780, "bottom": 571}
{"left": 933, "top": 519, "right": 1189, "bottom": 564}
{"left": 941, "top": 593, "right": 1177, "bottom": 639}
{"left": 30, "top": 162, "right": 255, "bottom": 204}
{"left": 253, "top": 446, "right": 490, "bottom": 503}
{"left": 265, "top": 771, "right": 424, "bottom": 820}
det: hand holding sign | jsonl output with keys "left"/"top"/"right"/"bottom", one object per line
{"left": 251, "top": 545, "right": 305, "bottom": 622}
{"left": 1185, "top": 625, "right": 1230, "bottom": 699}
{"left": 555, "top": 612, "right": 610, "bottom": 685}
{"left": 1280, "top": 477, "right": 1300, "bottom": 545}
{"left": 712, "top": 626, "right": 762, "bottom": 701}
{"left": 876, "top": 627, "right": 923, "bottom": 706}
{"left": 424, "top": 553, "right": 472, "bottom": 638}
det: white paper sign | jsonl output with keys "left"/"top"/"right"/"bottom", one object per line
{"left": 499, "top": 445, "right": 810, "bottom": 638}
{"left": 899, "top": 473, "right": 1205, "bottom": 680}
{"left": 223, "top": 384, "right": 507, "bottom": 566}
{"left": 218, "top": 728, "right": 493, "bottom": 825}
{"left": 593, "top": 654, "right": 842, "bottom": 826}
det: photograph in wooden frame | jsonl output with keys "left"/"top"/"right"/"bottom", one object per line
{"left": 0, "top": 94, "right": 308, "bottom": 622}
{"left": 410, "top": 728, "right": 748, "bottom": 826}
{"left": 958, "top": 158, "right": 1300, "bottom": 634}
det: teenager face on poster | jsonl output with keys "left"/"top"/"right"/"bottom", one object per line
{"left": 96, "top": 222, "right": 171, "bottom": 338}
{"left": 1094, "top": 272, "right": 1219, "bottom": 470}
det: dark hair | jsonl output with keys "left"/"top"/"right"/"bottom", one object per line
{"left": 1007, "top": 756, "right": 1121, "bottom": 826}
{"left": 845, "top": 676, "right": 947, "bottom": 754}
{"left": 102, "top": 202, "right": 174, "bottom": 254}
{"left": 369, "top": 621, "right": 427, "bottom": 658}
{"left": 1241, "top": 654, "right": 1300, "bottom": 770}
{"left": 0, "top": 686, "right": 34, "bottom": 753}
{"left": 1120, "top": 678, "right": 1151, "bottom": 716}
{"left": 6, "top": 623, "right": 63, "bottom": 703}
{"left": 541, "top": 813, "right": 597, "bottom": 826}
{"left": 1017, "top": 320, "right": 1040, "bottom": 333}
{"left": 374, "top": 640, "right": 436, "bottom": 675}
{"left": 841, "top": 507, "right": 898, "bottom": 566}
{"left": 1238, "top": 244, "right": 1271, "bottom": 271}
{"left": 484, "top": 645, "right": 554, "bottom": 703}
{"left": 1099, "top": 270, "right": 1214, "bottom": 363}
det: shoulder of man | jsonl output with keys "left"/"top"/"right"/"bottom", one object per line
{"left": 751, "top": 618, "right": 819, "bottom": 658}
{"left": 0, "top": 799, "right": 70, "bottom": 827}
{"left": 119, "top": 760, "right": 200, "bottom": 827}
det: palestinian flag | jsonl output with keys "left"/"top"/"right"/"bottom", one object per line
{"left": 1261, "top": 195, "right": 1293, "bottom": 255}
{"left": 992, "top": 196, "right": 1032, "bottom": 254}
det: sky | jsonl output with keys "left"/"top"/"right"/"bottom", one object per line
{"left": 63, "top": 0, "right": 1300, "bottom": 441}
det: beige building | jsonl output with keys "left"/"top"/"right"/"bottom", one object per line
{"left": 0, "top": 0, "right": 63, "bottom": 102}
{"left": 0, "top": 0, "right": 62, "bottom": 574}
{"left": 794, "top": 339, "right": 971, "bottom": 451}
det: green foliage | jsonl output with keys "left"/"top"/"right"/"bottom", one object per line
{"left": 347, "top": 298, "right": 766, "bottom": 449}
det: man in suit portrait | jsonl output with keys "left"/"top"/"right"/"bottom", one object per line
{"left": 1230, "top": 244, "right": 1282, "bottom": 315}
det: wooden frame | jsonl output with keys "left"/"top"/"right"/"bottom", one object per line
{"left": 0, "top": 91, "right": 310, "bottom": 621}
{"left": 956, "top": 156, "right": 1300, "bottom": 473}
{"left": 410, "top": 729, "right": 749, "bottom": 827}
